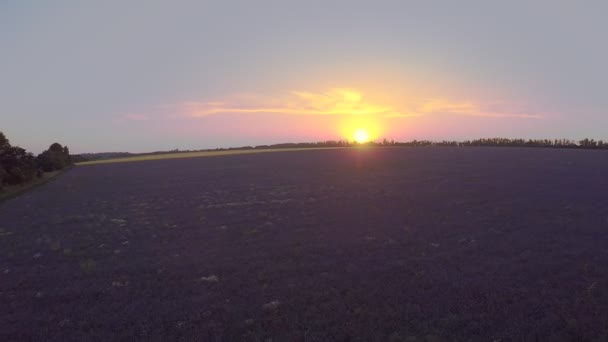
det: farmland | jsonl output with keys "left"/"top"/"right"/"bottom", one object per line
{"left": 74, "top": 147, "right": 344, "bottom": 166}
{"left": 1, "top": 147, "right": 608, "bottom": 341}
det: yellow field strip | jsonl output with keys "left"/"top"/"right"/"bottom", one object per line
{"left": 75, "top": 147, "right": 346, "bottom": 166}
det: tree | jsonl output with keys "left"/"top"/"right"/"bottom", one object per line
{"left": 0, "top": 145, "right": 37, "bottom": 185}
{"left": 0, "top": 131, "right": 12, "bottom": 188}
{"left": 0, "top": 165, "right": 6, "bottom": 190}
{"left": 0, "top": 132, "right": 9, "bottom": 150}
{"left": 579, "top": 138, "right": 597, "bottom": 149}
{"left": 0, "top": 132, "right": 75, "bottom": 188}
{"left": 63, "top": 145, "right": 72, "bottom": 164}
{"left": 36, "top": 142, "right": 72, "bottom": 172}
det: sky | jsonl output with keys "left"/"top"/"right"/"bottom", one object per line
{"left": 1, "top": 1, "right": 607, "bottom": 153}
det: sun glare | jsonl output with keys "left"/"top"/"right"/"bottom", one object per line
{"left": 353, "top": 129, "right": 370, "bottom": 144}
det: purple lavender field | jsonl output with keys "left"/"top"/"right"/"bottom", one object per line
{"left": 2, "top": 147, "right": 608, "bottom": 341}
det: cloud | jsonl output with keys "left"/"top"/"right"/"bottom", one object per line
{"left": 112, "top": 113, "right": 151, "bottom": 124}
{"left": 418, "top": 98, "right": 477, "bottom": 115}
{"left": 415, "top": 98, "right": 543, "bottom": 118}
{"left": 181, "top": 88, "right": 408, "bottom": 118}
{"left": 174, "top": 88, "right": 541, "bottom": 120}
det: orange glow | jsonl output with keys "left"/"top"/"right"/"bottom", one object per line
{"left": 339, "top": 115, "right": 383, "bottom": 143}
{"left": 185, "top": 88, "right": 401, "bottom": 117}
{"left": 173, "top": 86, "right": 542, "bottom": 144}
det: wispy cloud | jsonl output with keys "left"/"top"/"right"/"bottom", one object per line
{"left": 415, "top": 98, "right": 543, "bottom": 118}
{"left": 418, "top": 98, "right": 478, "bottom": 115}
{"left": 181, "top": 88, "right": 409, "bottom": 118}
{"left": 112, "top": 113, "right": 151, "bottom": 124}
{"left": 172, "top": 88, "right": 542, "bottom": 120}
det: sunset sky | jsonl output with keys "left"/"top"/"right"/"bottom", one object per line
{"left": 2, "top": 1, "right": 607, "bottom": 153}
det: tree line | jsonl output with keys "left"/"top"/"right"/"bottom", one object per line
{"left": 73, "top": 137, "right": 608, "bottom": 163}
{"left": 0, "top": 131, "right": 72, "bottom": 190}
{"left": 202, "top": 138, "right": 608, "bottom": 150}
{"left": 384, "top": 138, "right": 608, "bottom": 149}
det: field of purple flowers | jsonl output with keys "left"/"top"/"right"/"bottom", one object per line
{"left": 2, "top": 147, "right": 608, "bottom": 341}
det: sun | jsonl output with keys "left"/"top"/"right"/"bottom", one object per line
{"left": 353, "top": 129, "right": 370, "bottom": 144}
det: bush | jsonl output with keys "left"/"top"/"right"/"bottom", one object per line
{"left": 0, "top": 145, "right": 37, "bottom": 185}
{"left": 36, "top": 143, "right": 72, "bottom": 172}
{"left": 0, "top": 167, "right": 6, "bottom": 191}
{"left": 0, "top": 132, "right": 74, "bottom": 188}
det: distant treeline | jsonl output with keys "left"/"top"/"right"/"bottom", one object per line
{"left": 389, "top": 138, "right": 608, "bottom": 149}
{"left": 72, "top": 137, "right": 608, "bottom": 163}
{"left": 3, "top": 130, "right": 605, "bottom": 187}
{"left": 0, "top": 131, "right": 72, "bottom": 190}
{"left": 206, "top": 138, "right": 608, "bottom": 150}
{"left": 232, "top": 138, "right": 608, "bottom": 149}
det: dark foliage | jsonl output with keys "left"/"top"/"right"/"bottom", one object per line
{"left": 1, "top": 132, "right": 37, "bottom": 186}
{"left": 0, "top": 131, "right": 72, "bottom": 188}
{"left": 0, "top": 144, "right": 37, "bottom": 185}
{"left": 0, "top": 132, "right": 9, "bottom": 150}
{"left": 0, "top": 164, "right": 6, "bottom": 189}
{"left": 69, "top": 154, "right": 90, "bottom": 163}
{"left": 242, "top": 137, "right": 608, "bottom": 150}
{"left": 0, "top": 132, "right": 8, "bottom": 189}
{"left": 387, "top": 137, "right": 607, "bottom": 149}
{"left": 36, "top": 142, "right": 72, "bottom": 172}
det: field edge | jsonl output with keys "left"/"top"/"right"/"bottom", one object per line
{"left": 75, "top": 147, "right": 347, "bottom": 165}
{"left": 0, "top": 168, "right": 70, "bottom": 204}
